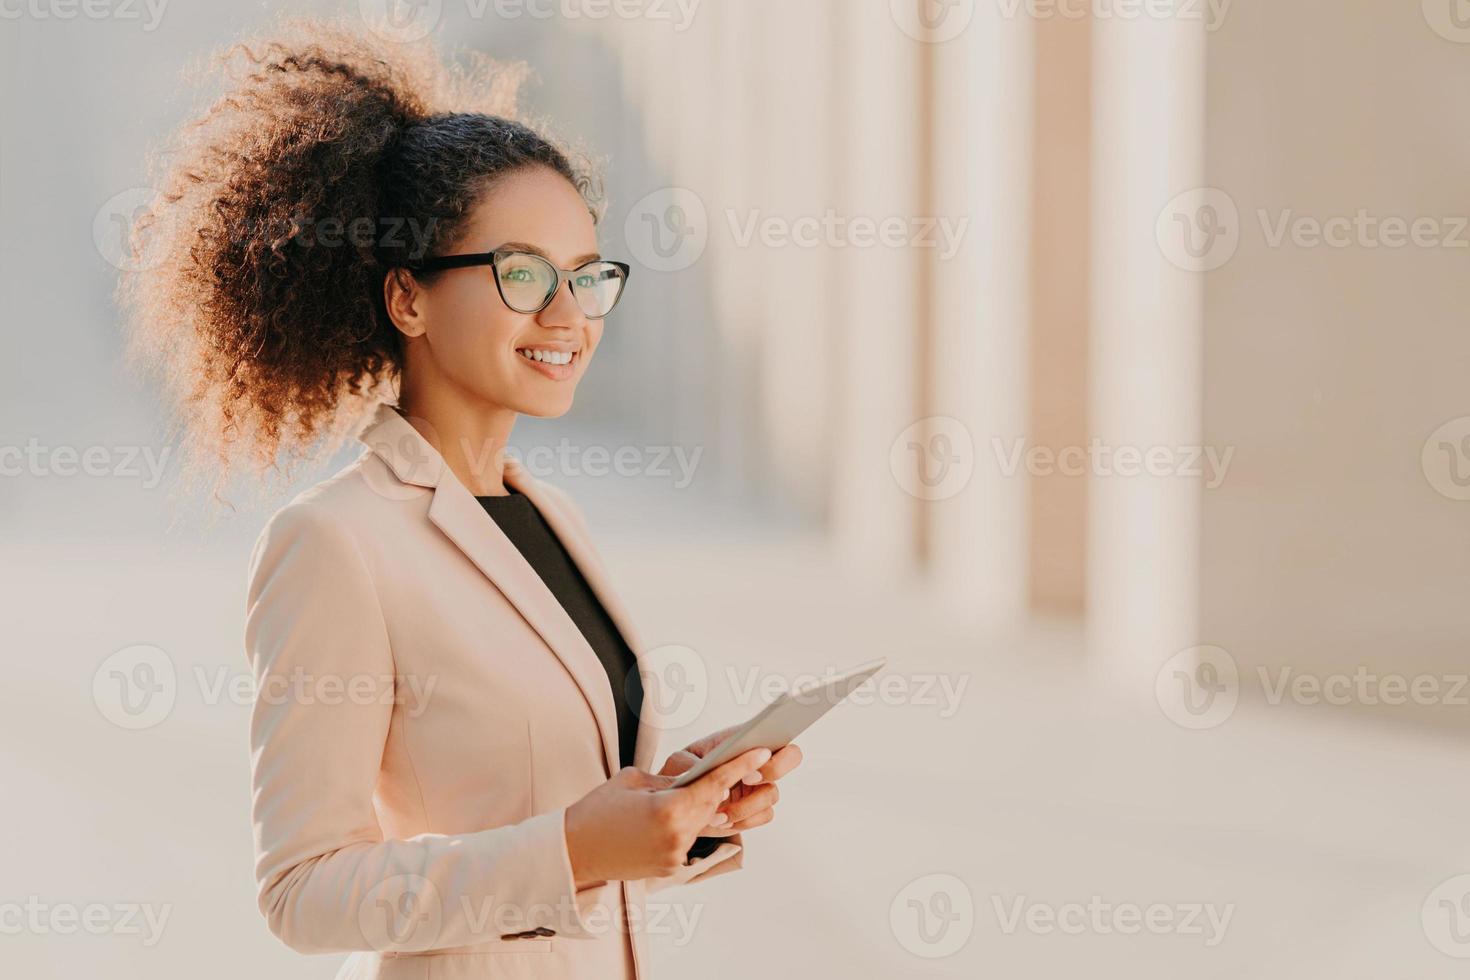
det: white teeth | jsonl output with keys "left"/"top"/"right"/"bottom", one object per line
{"left": 518, "top": 349, "right": 574, "bottom": 366}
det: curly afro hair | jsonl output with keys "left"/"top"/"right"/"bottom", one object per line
{"left": 117, "top": 15, "right": 602, "bottom": 503}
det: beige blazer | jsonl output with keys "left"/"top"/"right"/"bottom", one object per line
{"left": 244, "top": 401, "right": 742, "bottom": 980}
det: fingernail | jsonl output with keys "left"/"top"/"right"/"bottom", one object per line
{"left": 754, "top": 749, "right": 773, "bottom": 766}
{"left": 721, "top": 787, "right": 731, "bottom": 801}
{"left": 711, "top": 813, "right": 730, "bottom": 827}
{"left": 742, "top": 772, "right": 764, "bottom": 785}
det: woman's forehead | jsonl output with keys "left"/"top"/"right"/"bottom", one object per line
{"left": 460, "top": 168, "right": 597, "bottom": 261}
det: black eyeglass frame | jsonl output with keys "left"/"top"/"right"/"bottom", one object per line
{"left": 400, "top": 248, "right": 632, "bottom": 319}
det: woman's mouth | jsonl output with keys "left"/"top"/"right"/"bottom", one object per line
{"left": 516, "top": 346, "right": 580, "bottom": 381}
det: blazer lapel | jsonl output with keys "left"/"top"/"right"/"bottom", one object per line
{"left": 357, "top": 403, "right": 622, "bottom": 777}
{"left": 504, "top": 460, "right": 662, "bottom": 774}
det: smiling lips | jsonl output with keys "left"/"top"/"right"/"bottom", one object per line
{"left": 516, "top": 346, "right": 580, "bottom": 381}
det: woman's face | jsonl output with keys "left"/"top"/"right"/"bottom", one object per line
{"left": 398, "top": 166, "right": 605, "bottom": 419}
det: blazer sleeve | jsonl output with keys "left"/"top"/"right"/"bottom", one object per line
{"left": 244, "top": 501, "right": 597, "bottom": 954}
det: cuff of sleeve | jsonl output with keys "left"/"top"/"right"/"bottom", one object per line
{"left": 478, "top": 808, "right": 596, "bottom": 940}
{"left": 646, "top": 836, "right": 744, "bottom": 895}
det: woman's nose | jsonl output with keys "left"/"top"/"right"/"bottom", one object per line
{"left": 537, "top": 278, "right": 586, "bottom": 328}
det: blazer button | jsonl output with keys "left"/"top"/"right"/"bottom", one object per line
{"left": 535, "top": 926, "right": 556, "bottom": 937}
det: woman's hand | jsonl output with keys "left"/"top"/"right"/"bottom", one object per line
{"left": 658, "top": 728, "right": 804, "bottom": 835}
{"left": 564, "top": 747, "right": 772, "bottom": 888}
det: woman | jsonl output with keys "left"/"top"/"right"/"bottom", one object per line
{"left": 119, "top": 17, "right": 801, "bottom": 979}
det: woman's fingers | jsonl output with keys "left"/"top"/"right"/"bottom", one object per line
{"left": 698, "top": 810, "right": 741, "bottom": 835}
{"left": 680, "top": 724, "right": 739, "bottom": 758}
{"left": 657, "top": 750, "right": 700, "bottom": 778}
{"left": 719, "top": 781, "right": 778, "bottom": 825}
{"left": 744, "top": 742, "right": 803, "bottom": 786}
{"left": 766, "top": 743, "right": 802, "bottom": 780}
{"left": 728, "top": 808, "right": 776, "bottom": 832}
{"left": 698, "top": 823, "right": 742, "bottom": 837}
{"left": 680, "top": 747, "right": 772, "bottom": 809}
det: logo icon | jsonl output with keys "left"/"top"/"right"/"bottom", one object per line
{"left": 637, "top": 644, "right": 709, "bottom": 730}
{"left": 1422, "top": 416, "right": 1470, "bottom": 501}
{"left": 361, "top": 412, "right": 443, "bottom": 502}
{"left": 358, "top": 874, "right": 443, "bottom": 950}
{"left": 890, "top": 873, "right": 974, "bottom": 958}
{"left": 1155, "top": 645, "right": 1239, "bottom": 730}
{"left": 890, "top": 417, "right": 975, "bottom": 501}
{"left": 94, "top": 187, "right": 172, "bottom": 273}
{"left": 1156, "top": 187, "right": 1240, "bottom": 272}
{"left": 1424, "top": 0, "right": 1470, "bottom": 42}
{"left": 1423, "top": 874, "right": 1470, "bottom": 957}
{"left": 624, "top": 187, "right": 709, "bottom": 272}
{"left": 359, "top": 0, "right": 443, "bottom": 43}
{"left": 890, "top": 0, "right": 975, "bottom": 43}
{"left": 93, "top": 644, "right": 177, "bottom": 730}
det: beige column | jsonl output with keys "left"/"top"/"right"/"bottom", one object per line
{"left": 922, "top": 3, "right": 1033, "bottom": 626}
{"left": 1087, "top": 15, "right": 1206, "bottom": 687}
{"left": 826, "top": 1, "right": 924, "bottom": 580}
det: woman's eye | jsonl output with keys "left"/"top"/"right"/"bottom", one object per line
{"left": 573, "top": 274, "right": 595, "bottom": 289}
{"left": 503, "top": 268, "right": 533, "bottom": 283}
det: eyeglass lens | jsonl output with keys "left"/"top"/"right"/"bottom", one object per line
{"left": 496, "top": 252, "right": 625, "bottom": 318}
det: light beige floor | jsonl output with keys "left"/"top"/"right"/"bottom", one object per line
{"left": 3, "top": 528, "right": 1466, "bottom": 978}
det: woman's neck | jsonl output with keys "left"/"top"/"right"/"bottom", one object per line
{"left": 396, "top": 387, "right": 518, "bottom": 496}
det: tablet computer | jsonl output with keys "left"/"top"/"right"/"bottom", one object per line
{"left": 668, "top": 658, "right": 886, "bottom": 788}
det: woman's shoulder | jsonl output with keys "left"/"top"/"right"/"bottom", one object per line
{"left": 251, "top": 449, "right": 427, "bottom": 555}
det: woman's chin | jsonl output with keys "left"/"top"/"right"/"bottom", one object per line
{"left": 513, "top": 394, "right": 576, "bottom": 420}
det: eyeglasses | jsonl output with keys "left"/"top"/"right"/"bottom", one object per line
{"left": 402, "top": 247, "right": 631, "bottom": 319}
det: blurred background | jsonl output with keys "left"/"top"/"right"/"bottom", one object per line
{"left": 4, "top": 0, "right": 1470, "bottom": 977}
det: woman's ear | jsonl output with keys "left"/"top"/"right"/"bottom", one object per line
{"left": 383, "top": 267, "right": 428, "bottom": 339}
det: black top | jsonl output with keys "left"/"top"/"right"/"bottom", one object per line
{"left": 476, "top": 488, "right": 643, "bottom": 768}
